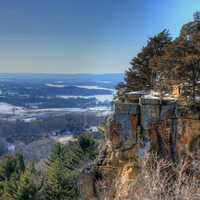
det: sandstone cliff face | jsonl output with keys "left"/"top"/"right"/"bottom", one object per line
{"left": 78, "top": 15, "right": 200, "bottom": 200}
{"left": 79, "top": 96, "right": 200, "bottom": 200}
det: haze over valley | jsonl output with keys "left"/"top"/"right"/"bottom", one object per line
{"left": 0, "top": 73, "right": 122, "bottom": 160}
{"left": 0, "top": 1, "right": 200, "bottom": 199}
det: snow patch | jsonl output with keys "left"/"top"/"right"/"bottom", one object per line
{"left": 7, "top": 143, "right": 15, "bottom": 152}
{"left": 87, "top": 126, "right": 98, "bottom": 132}
{"left": 143, "top": 95, "right": 160, "bottom": 99}
{"left": 23, "top": 117, "right": 37, "bottom": 122}
{"left": 57, "top": 94, "right": 113, "bottom": 102}
{"left": 76, "top": 85, "right": 114, "bottom": 91}
{"left": 45, "top": 83, "right": 65, "bottom": 88}
{"left": 0, "top": 103, "right": 24, "bottom": 114}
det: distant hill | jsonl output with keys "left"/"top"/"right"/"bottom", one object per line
{"left": 0, "top": 73, "right": 123, "bottom": 88}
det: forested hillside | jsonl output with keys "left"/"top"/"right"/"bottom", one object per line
{"left": 0, "top": 134, "right": 98, "bottom": 200}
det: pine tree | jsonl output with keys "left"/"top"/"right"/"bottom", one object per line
{"left": 176, "top": 34, "right": 200, "bottom": 103}
{"left": 123, "top": 30, "right": 172, "bottom": 93}
{"left": 42, "top": 135, "right": 97, "bottom": 200}
{"left": 0, "top": 154, "right": 25, "bottom": 182}
{"left": 15, "top": 166, "right": 37, "bottom": 200}
{"left": 48, "top": 143, "right": 65, "bottom": 164}
{"left": 43, "top": 159, "right": 79, "bottom": 200}
{"left": 2, "top": 166, "right": 37, "bottom": 200}
{"left": 152, "top": 33, "right": 200, "bottom": 103}
{"left": 0, "top": 155, "right": 37, "bottom": 200}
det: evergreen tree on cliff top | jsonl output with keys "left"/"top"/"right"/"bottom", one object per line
{"left": 151, "top": 33, "right": 200, "bottom": 103}
{"left": 123, "top": 30, "right": 172, "bottom": 93}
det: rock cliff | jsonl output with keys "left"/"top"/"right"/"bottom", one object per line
{"left": 79, "top": 91, "right": 200, "bottom": 200}
{"left": 78, "top": 13, "right": 200, "bottom": 199}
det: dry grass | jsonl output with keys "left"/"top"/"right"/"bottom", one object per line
{"left": 95, "top": 153, "right": 200, "bottom": 200}
{"left": 130, "top": 154, "right": 200, "bottom": 200}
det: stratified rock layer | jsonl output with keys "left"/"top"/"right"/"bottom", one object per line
{"left": 79, "top": 92, "right": 200, "bottom": 200}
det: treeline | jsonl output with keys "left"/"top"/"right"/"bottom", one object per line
{"left": 0, "top": 95, "right": 109, "bottom": 109}
{"left": 0, "top": 134, "right": 97, "bottom": 200}
{"left": 0, "top": 113, "right": 104, "bottom": 144}
{"left": 118, "top": 29, "right": 200, "bottom": 105}
{"left": 2, "top": 85, "right": 112, "bottom": 97}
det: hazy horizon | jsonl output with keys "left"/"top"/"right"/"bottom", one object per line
{"left": 0, "top": 0, "right": 200, "bottom": 74}
{"left": 0, "top": 72, "right": 123, "bottom": 75}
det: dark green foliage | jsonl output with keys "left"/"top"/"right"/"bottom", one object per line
{"left": 0, "top": 154, "right": 25, "bottom": 181}
{"left": 78, "top": 134, "right": 97, "bottom": 159}
{"left": 42, "top": 160, "right": 79, "bottom": 200}
{"left": 0, "top": 134, "right": 97, "bottom": 199}
{"left": 2, "top": 167, "right": 37, "bottom": 200}
{"left": 78, "top": 134, "right": 94, "bottom": 150}
{"left": 42, "top": 134, "right": 98, "bottom": 200}
{"left": 0, "top": 154, "right": 38, "bottom": 200}
{"left": 48, "top": 143, "right": 66, "bottom": 163}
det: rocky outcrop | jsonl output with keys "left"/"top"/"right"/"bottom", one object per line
{"left": 79, "top": 91, "right": 200, "bottom": 200}
{"left": 78, "top": 13, "right": 200, "bottom": 199}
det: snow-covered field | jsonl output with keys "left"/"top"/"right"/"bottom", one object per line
{"left": 0, "top": 102, "right": 112, "bottom": 114}
{"left": 44, "top": 83, "right": 116, "bottom": 102}
{"left": 57, "top": 94, "right": 114, "bottom": 102}
{"left": 0, "top": 103, "right": 24, "bottom": 114}
{"left": 0, "top": 82, "right": 115, "bottom": 121}
{"left": 0, "top": 102, "right": 112, "bottom": 121}
{"left": 45, "top": 83, "right": 114, "bottom": 92}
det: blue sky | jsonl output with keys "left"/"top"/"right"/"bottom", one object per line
{"left": 0, "top": 0, "right": 199, "bottom": 74}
